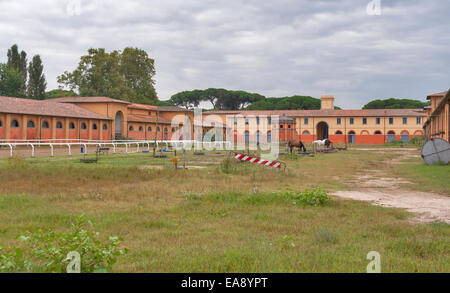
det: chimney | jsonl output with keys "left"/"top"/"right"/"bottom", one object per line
{"left": 321, "top": 95, "right": 335, "bottom": 110}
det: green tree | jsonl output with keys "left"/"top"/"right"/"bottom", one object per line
{"left": 363, "top": 98, "right": 430, "bottom": 109}
{"left": 246, "top": 95, "right": 322, "bottom": 110}
{"left": 27, "top": 55, "right": 47, "bottom": 100}
{"left": 45, "top": 89, "right": 78, "bottom": 99}
{"left": 120, "top": 47, "right": 158, "bottom": 104}
{"left": 57, "top": 47, "right": 158, "bottom": 104}
{"left": 170, "top": 88, "right": 265, "bottom": 110}
{"left": 0, "top": 64, "right": 24, "bottom": 97}
{"left": 7, "top": 44, "right": 27, "bottom": 95}
{"left": 170, "top": 90, "right": 203, "bottom": 109}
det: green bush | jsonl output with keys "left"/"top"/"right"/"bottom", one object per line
{"left": 0, "top": 216, "right": 128, "bottom": 273}
{"left": 291, "top": 188, "right": 330, "bottom": 206}
{"left": 193, "top": 188, "right": 331, "bottom": 207}
{"left": 284, "top": 154, "right": 300, "bottom": 160}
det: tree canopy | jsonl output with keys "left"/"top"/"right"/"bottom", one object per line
{"left": 363, "top": 98, "right": 430, "bottom": 109}
{"left": 245, "top": 95, "right": 323, "bottom": 110}
{"left": 45, "top": 89, "right": 78, "bottom": 99}
{"left": 170, "top": 88, "right": 264, "bottom": 110}
{"left": 27, "top": 55, "right": 47, "bottom": 100}
{"left": 57, "top": 47, "right": 158, "bottom": 104}
{"left": 7, "top": 44, "right": 27, "bottom": 95}
{"left": 0, "top": 64, "right": 24, "bottom": 97}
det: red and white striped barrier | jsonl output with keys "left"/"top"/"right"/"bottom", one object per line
{"left": 234, "top": 153, "right": 283, "bottom": 169}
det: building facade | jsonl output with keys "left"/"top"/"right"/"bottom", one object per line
{"left": 0, "top": 96, "right": 191, "bottom": 142}
{"left": 203, "top": 95, "right": 427, "bottom": 145}
{"left": 423, "top": 90, "right": 449, "bottom": 142}
{"left": 0, "top": 94, "right": 431, "bottom": 144}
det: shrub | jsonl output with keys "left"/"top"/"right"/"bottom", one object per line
{"left": 284, "top": 154, "right": 300, "bottom": 160}
{"left": 0, "top": 215, "right": 128, "bottom": 273}
{"left": 191, "top": 188, "right": 331, "bottom": 207}
{"left": 291, "top": 188, "right": 330, "bottom": 206}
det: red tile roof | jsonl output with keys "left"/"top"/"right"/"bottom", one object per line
{"left": 427, "top": 90, "right": 448, "bottom": 100}
{"left": 128, "top": 103, "right": 158, "bottom": 110}
{"left": 0, "top": 96, "right": 111, "bottom": 120}
{"left": 157, "top": 106, "right": 193, "bottom": 112}
{"left": 127, "top": 114, "right": 174, "bottom": 124}
{"left": 48, "top": 96, "right": 131, "bottom": 104}
{"left": 204, "top": 108, "right": 426, "bottom": 117}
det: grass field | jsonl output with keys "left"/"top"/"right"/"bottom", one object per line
{"left": 0, "top": 148, "right": 448, "bottom": 272}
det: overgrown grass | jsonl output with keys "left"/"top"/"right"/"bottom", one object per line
{"left": 393, "top": 156, "right": 450, "bottom": 194}
{"left": 0, "top": 150, "right": 448, "bottom": 272}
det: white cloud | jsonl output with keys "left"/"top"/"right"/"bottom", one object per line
{"left": 0, "top": 0, "right": 448, "bottom": 108}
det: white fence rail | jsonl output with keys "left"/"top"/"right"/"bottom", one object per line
{"left": 0, "top": 139, "right": 233, "bottom": 157}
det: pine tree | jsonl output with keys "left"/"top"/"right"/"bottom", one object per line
{"left": 27, "top": 55, "right": 47, "bottom": 100}
{"left": 7, "top": 44, "right": 27, "bottom": 95}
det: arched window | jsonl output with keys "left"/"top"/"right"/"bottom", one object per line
{"left": 401, "top": 131, "right": 409, "bottom": 143}
{"left": 92, "top": 123, "right": 98, "bottom": 130}
{"left": 360, "top": 130, "right": 369, "bottom": 135}
{"left": 374, "top": 131, "right": 382, "bottom": 135}
{"left": 348, "top": 131, "right": 355, "bottom": 144}
{"left": 129, "top": 125, "right": 134, "bottom": 131}
{"left": 56, "top": 121, "right": 63, "bottom": 129}
{"left": 102, "top": 123, "right": 108, "bottom": 130}
{"left": 148, "top": 126, "right": 152, "bottom": 132}
{"left": 164, "top": 127, "right": 168, "bottom": 140}
{"left": 69, "top": 122, "right": 76, "bottom": 130}
{"left": 42, "top": 120, "right": 49, "bottom": 129}
{"left": 302, "top": 130, "right": 310, "bottom": 135}
{"left": 27, "top": 120, "right": 35, "bottom": 128}
{"left": 267, "top": 131, "right": 271, "bottom": 143}
{"left": 81, "top": 122, "right": 87, "bottom": 130}
{"left": 335, "top": 130, "right": 343, "bottom": 135}
{"left": 256, "top": 131, "right": 260, "bottom": 144}
{"left": 171, "top": 127, "right": 175, "bottom": 133}
{"left": 245, "top": 131, "right": 250, "bottom": 143}
{"left": 387, "top": 131, "right": 395, "bottom": 143}
{"left": 139, "top": 126, "right": 143, "bottom": 132}
{"left": 10, "top": 119, "right": 19, "bottom": 128}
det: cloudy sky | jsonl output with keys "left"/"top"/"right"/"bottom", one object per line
{"left": 0, "top": 0, "right": 448, "bottom": 108}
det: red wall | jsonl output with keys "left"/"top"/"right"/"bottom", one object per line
{"left": 56, "top": 129, "right": 65, "bottom": 140}
{"left": 9, "top": 128, "right": 22, "bottom": 140}
{"left": 102, "top": 130, "right": 110, "bottom": 141}
{"left": 80, "top": 130, "right": 88, "bottom": 140}
{"left": 26, "top": 128, "right": 38, "bottom": 140}
{"left": 41, "top": 129, "right": 51, "bottom": 141}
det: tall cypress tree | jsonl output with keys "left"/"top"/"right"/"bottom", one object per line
{"left": 27, "top": 55, "right": 47, "bottom": 100}
{"left": 7, "top": 44, "right": 27, "bottom": 96}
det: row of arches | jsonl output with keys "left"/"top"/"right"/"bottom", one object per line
{"left": 128, "top": 126, "right": 176, "bottom": 133}
{"left": 0, "top": 119, "right": 109, "bottom": 131}
{"left": 299, "top": 129, "right": 423, "bottom": 136}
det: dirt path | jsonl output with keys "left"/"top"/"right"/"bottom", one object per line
{"left": 332, "top": 149, "right": 450, "bottom": 224}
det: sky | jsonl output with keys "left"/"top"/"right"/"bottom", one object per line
{"left": 0, "top": 0, "right": 449, "bottom": 109}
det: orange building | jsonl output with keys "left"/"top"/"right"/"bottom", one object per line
{"left": 0, "top": 94, "right": 429, "bottom": 145}
{"left": 204, "top": 95, "right": 427, "bottom": 145}
{"left": 423, "top": 90, "right": 450, "bottom": 142}
{"left": 0, "top": 96, "right": 191, "bottom": 142}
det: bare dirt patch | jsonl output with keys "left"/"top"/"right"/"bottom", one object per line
{"left": 333, "top": 148, "right": 450, "bottom": 224}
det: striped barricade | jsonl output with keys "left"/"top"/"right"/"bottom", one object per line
{"left": 234, "top": 153, "right": 285, "bottom": 169}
